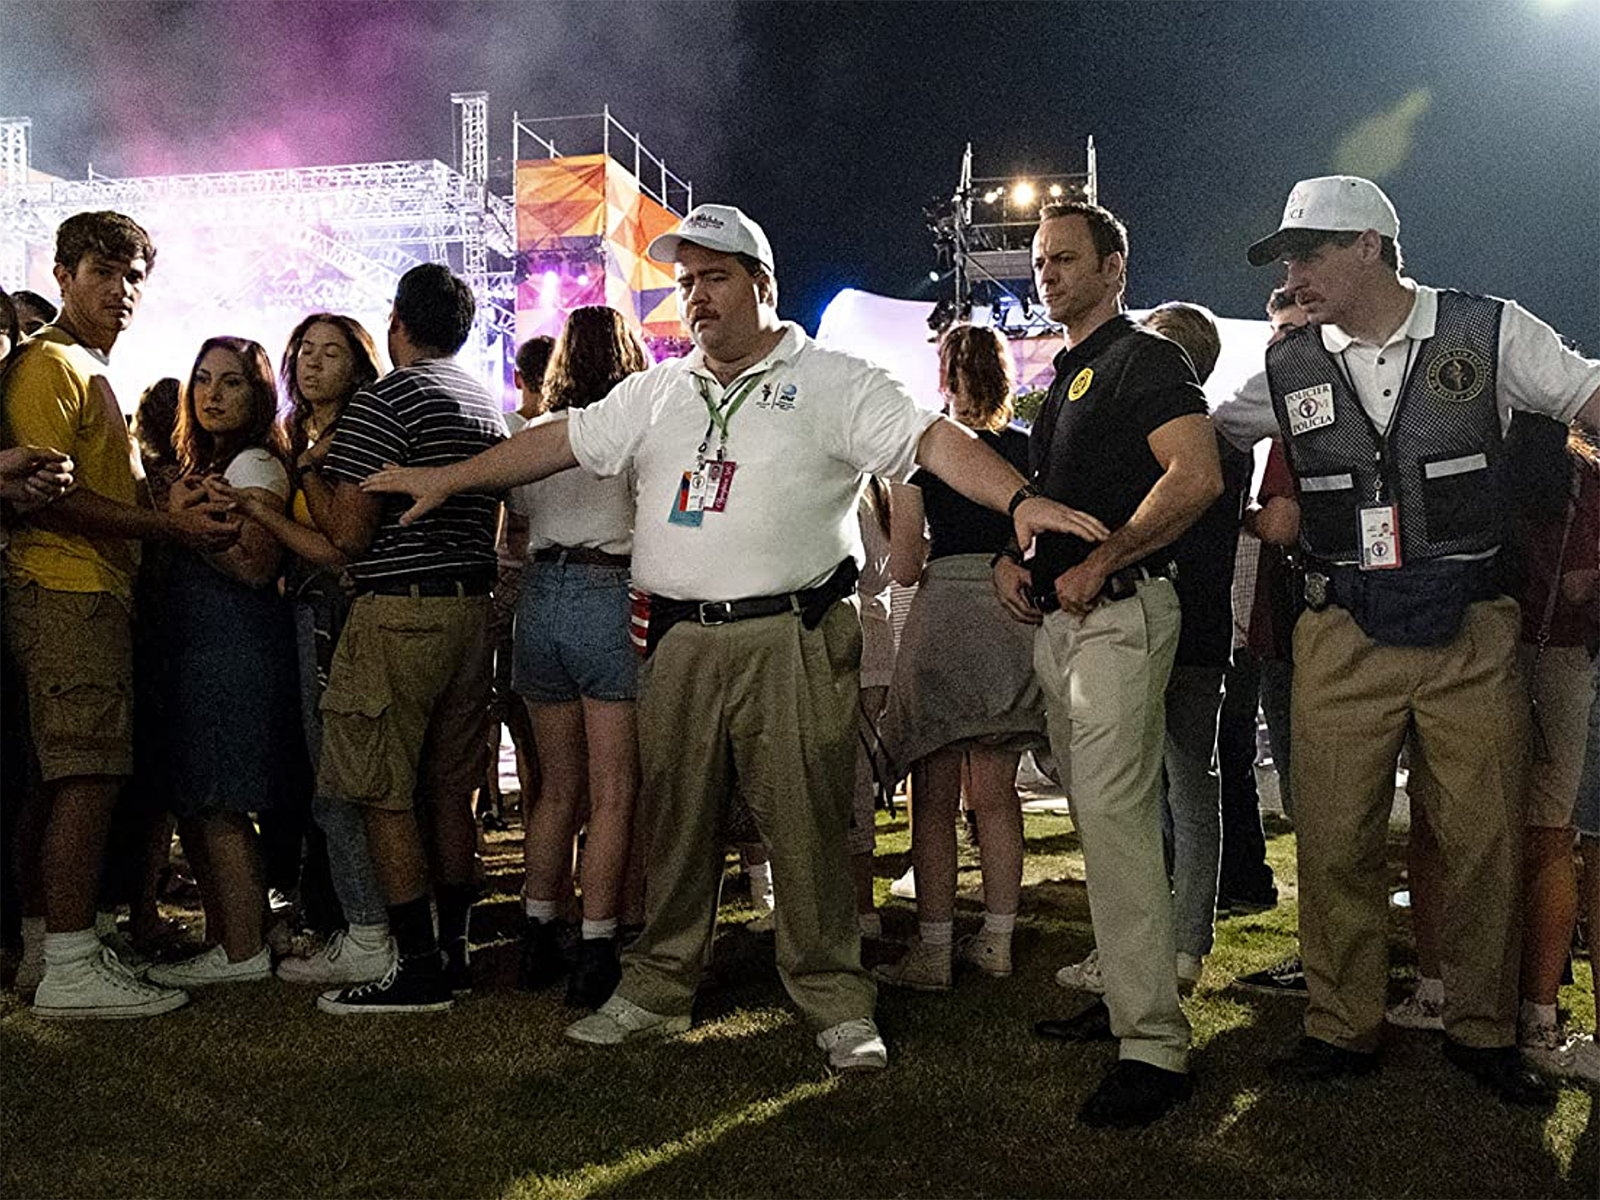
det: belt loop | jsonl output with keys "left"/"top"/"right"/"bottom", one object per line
{"left": 408, "top": 582, "right": 422, "bottom": 603}
{"left": 789, "top": 593, "right": 803, "bottom": 617}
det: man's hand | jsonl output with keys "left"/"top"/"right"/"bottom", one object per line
{"left": 361, "top": 463, "right": 452, "bottom": 526}
{"left": 1012, "top": 496, "right": 1110, "bottom": 554}
{"left": 0, "top": 446, "right": 73, "bottom": 505}
{"left": 165, "top": 503, "right": 242, "bottom": 552}
{"left": 205, "top": 479, "right": 270, "bottom": 523}
{"left": 1054, "top": 558, "right": 1110, "bottom": 619}
{"left": 1251, "top": 496, "right": 1300, "bottom": 547}
{"left": 992, "top": 557, "right": 1042, "bottom": 625}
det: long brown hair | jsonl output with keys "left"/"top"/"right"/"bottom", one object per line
{"left": 278, "top": 313, "right": 382, "bottom": 464}
{"left": 542, "top": 306, "right": 651, "bottom": 413}
{"left": 938, "top": 324, "right": 1015, "bottom": 432}
{"left": 174, "top": 337, "right": 287, "bottom": 474}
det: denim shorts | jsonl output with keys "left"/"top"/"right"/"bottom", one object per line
{"left": 1576, "top": 654, "right": 1600, "bottom": 837}
{"left": 512, "top": 560, "right": 638, "bottom": 704}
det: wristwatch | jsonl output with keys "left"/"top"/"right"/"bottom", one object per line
{"left": 1007, "top": 482, "right": 1041, "bottom": 516}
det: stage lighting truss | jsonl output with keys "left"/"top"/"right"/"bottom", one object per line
{"left": 927, "top": 140, "right": 1098, "bottom": 338}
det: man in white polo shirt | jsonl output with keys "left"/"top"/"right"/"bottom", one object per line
{"left": 1215, "top": 176, "right": 1600, "bottom": 1103}
{"left": 363, "top": 203, "right": 1108, "bottom": 1069}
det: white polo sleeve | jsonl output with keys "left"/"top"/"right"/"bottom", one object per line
{"left": 1211, "top": 369, "right": 1279, "bottom": 451}
{"left": 836, "top": 361, "right": 941, "bottom": 482}
{"left": 1497, "top": 301, "right": 1600, "bottom": 424}
{"left": 567, "top": 372, "right": 652, "bottom": 479}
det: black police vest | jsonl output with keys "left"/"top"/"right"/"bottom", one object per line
{"left": 1267, "top": 290, "right": 1505, "bottom": 564}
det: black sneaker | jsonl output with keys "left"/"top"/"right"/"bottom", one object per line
{"left": 517, "top": 917, "right": 570, "bottom": 992}
{"left": 1270, "top": 1035, "right": 1379, "bottom": 1082}
{"left": 1078, "top": 1060, "right": 1193, "bottom": 1128}
{"left": 441, "top": 941, "right": 473, "bottom": 997}
{"left": 1442, "top": 1040, "right": 1553, "bottom": 1107}
{"left": 316, "top": 953, "right": 454, "bottom": 1015}
{"left": 1217, "top": 886, "right": 1279, "bottom": 916}
{"left": 565, "top": 937, "right": 621, "bottom": 1010}
{"left": 1234, "top": 956, "right": 1308, "bottom": 996}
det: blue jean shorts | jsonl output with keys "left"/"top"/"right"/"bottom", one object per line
{"left": 1576, "top": 654, "right": 1600, "bottom": 837}
{"left": 512, "top": 561, "right": 638, "bottom": 704}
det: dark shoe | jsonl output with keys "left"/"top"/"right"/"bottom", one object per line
{"left": 1442, "top": 1040, "right": 1553, "bottom": 1107}
{"left": 1217, "top": 886, "right": 1279, "bottom": 916}
{"left": 565, "top": 937, "right": 622, "bottom": 1010}
{"left": 1079, "top": 1060, "right": 1193, "bottom": 1128}
{"left": 1036, "top": 999, "right": 1114, "bottom": 1043}
{"left": 517, "top": 917, "right": 570, "bottom": 992}
{"left": 316, "top": 953, "right": 454, "bottom": 1015}
{"left": 1271, "top": 1035, "right": 1379, "bottom": 1082}
{"left": 1234, "top": 956, "right": 1308, "bottom": 996}
{"left": 441, "top": 940, "right": 473, "bottom": 997}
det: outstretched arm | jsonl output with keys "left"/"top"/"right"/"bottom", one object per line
{"left": 361, "top": 421, "right": 579, "bottom": 526}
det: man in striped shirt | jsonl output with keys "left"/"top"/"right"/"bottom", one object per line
{"left": 299, "top": 262, "right": 507, "bottom": 1015}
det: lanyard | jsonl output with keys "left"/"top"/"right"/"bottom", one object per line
{"left": 694, "top": 370, "right": 768, "bottom": 464}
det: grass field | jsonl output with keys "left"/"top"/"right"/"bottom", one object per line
{"left": 3, "top": 810, "right": 1595, "bottom": 1199}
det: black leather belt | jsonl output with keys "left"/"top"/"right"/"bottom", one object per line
{"left": 644, "top": 559, "right": 861, "bottom": 657}
{"left": 532, "top": 546, "right": 630, "bottom": 569}
{"left": 358, "top": 576, "right": 494, "bottom": 598}
{"left": 1033, "top": 559, "right": 1178, "bottom": 614}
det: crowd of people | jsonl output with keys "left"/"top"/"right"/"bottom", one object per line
{"left": 2, "top": 174, "right": 1598, "bottom": 1130}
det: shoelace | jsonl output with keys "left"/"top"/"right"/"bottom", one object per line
{"left": 342, "top": 960, "right": 400, "bottom": 999}
{"left": 96, "top": 947, "right": 160, "bottom": 994}
{"left": 321, "top": 931, "right": 348, "bottom": 962}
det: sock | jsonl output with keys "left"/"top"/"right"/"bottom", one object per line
{"left": 346, "top": 922, "right": 390, "bottom": 951}
{"left": 387, "top": 897, "right": 438, "bottom": 964}
{"left": 581, "top": 917, "right": 618, "bottom": 941}
{"left": 524, "top": 897, "right": 559, "bottom": 922}
{"left": 436, "top": 883, "right": 475, "bottom": 951}
{"left": 43, "top": 927, "right": 100, "bottom": 968}
{"left": 1521, "top": 998, "right": 1558, "bottom": 1030}
{"left": 1416, "top": 976, "right": 1444, "bottom": 1005}
{"left": 857, "top": 911, "right": 882, "bottom": 940}
{"left": 920, "top": 920, "right": 953, "bottom": 948}
{"left": 983, "top": 911, "right": 1017, "bottom": 936}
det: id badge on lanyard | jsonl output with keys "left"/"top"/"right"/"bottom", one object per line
{"left": 669, "top": 372, "right": 761, "bottom": 527}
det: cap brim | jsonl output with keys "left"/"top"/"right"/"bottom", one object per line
{"left": 1246, "top": 229, "right": 1293, "bottom": 267}
{"left": 645, "top": 232, "right": 686, "bottom": 264}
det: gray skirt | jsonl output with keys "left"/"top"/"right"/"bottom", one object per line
{"left": 878, "top": 553, "right": 1047, "bottom": 776}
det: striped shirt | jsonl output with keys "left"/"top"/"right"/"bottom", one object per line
{"left": 322, "top": 358, "right": 507, "bottom": 587}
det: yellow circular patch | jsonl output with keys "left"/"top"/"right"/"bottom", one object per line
{"left": 1067, "top": 367, "right": 1093, "bottom": 401}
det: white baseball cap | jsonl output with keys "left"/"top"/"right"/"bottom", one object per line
{"left": 646, "top": 204, "right": 775, "bottom": 272}
{"left": 1247, "top": 175, "right": 1400, "bottom": 266}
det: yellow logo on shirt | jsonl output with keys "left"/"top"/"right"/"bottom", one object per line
{"left": 1067, "top": 368, "right": 1093, "bottom": 401}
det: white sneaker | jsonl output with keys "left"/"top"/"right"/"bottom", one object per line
{"left": 1054, "top": 947, "right": 1104, "bottom": 994}
{"left": 14, "top": 948, "right": 45, "bottom": 996}
{"left": 565, "top": 993, "right": 690, "bottom": 1045}
{"left": 147, "top": 944, "right": 271, "bottom": 987}
{"left": 277, "top": 930, "right": 395, "bottom": 986}
{"left": 889, "top": 867, "right": 916, "bottom": 900}
{"left": 1562, "top": 1033, "right": 1600, "bottom": 1084}
{"left": 956, "top": 929, "right": 1013, "bottom": 977}
{"left": 1520, "top": 1019, "right": 1573, "bottom": 1075}
{"left": 872, "top": 938, "right": 952, "bottom": 992}
{"left": 816, "top": 1017, "right": 887, "bottom": 1070}
{"left": 33, "top": 947, "right": 189, "bottom": 1020}
{"left": 1385, "top": 992, "right": 1445, "bottom": 1031}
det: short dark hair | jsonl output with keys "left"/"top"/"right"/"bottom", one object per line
{"left": 55, "top": 211, "right": 156, "bottom": 274}
{"left": 393, "top": 263, "right": 475, "bottom": 355}
{"left": 1275, "top": 228, "right": 1403, "bottom": 271}
{"left": 12, "top": 289, "right": 57, "bottom": 327}
{"left": 515, "top": 335, "right": 555, "bottom": 388}
{"left": 1037, "top": 200, "right": 1128, "bottom": 266}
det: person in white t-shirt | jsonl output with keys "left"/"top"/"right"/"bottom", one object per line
{"left": 362, "top": 204, "right": 1110, "bottom": 1071}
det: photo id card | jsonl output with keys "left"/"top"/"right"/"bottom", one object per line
{"left": 667, "top": 469, "right": 705, "bottom": 527}
{"left": 704, "top": 460, "right": 737, "bottom": 513}
{"left": 1359, "top": 504, "right": 1401, "bottom": 570}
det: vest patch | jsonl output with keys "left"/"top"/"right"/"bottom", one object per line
{"left": 1425, "top": 348, "right": 1487, "bottom": 403}
{"left": 1285, "top": 383, "right": 1336, "bottom": 436}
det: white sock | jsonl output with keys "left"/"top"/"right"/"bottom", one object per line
{"left": 983, "top": 911, "right": 1017, "bottom": 935}
{"left": 524, "top": 897, "right": 559, "bottom": 922}
{"left": 20, "top": 917, "right": 45, "bottom": 960}
{"left": 346, "top": 922, "right": 390, "bottom": 950}
{"left": 581, "top": 917, "right": 618, "bottom": 941}
{"left": 1416, "top": 976, "right": 1444, "bottom": 1005}
{"left": 43, "top": 927, "right": 100, "bottom": 968}
{"left": 1521, "top": 998, "right": 1558, "bottom": 1030}
{"left": 919, "top": 920, "right": 953, "bottom": 948}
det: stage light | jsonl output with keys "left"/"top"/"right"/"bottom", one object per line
{"left": 1011, "top": 181, "right": 1035, "bottom": 207}
{"left": 539, "top": 269, "right": 559, "bottom": 308}
{"left": 928, "top": 270, "right": 941, "bottom": 282}
{"left": 983, "top": 188, "right": 1002, "bottom": 204}
{"left": 1048, "top": 184, "right": 1063, "bottom": 198}
{"left": 577, "top": 271, "right": 590, "bottom": 286}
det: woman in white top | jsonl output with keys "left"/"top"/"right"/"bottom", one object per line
{"left": 512, "top": 306, "right": 651, "bottom": 1009}
{"left": 144, "top": 338, "right": 301, "bottom": 988}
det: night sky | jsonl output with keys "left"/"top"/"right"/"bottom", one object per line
{"left": 3, "top": 0, "right": 1597, "bottom": 349}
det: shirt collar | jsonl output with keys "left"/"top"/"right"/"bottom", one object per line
{"left": 1052, "top": 312, "right": 1136, "bottom": 374}
{"left": 684, "top": 321, "right": 805, "bottom": 384}
{"left": 1319, "top": 280, "right": 1436, "bottom": 353}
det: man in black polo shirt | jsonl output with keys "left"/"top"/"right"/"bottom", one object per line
{"left": 299, "top": 263, "right": 506, "bottom": 1014}
{"left": 993, "top": 201, "right": 1222, "bottom": 1127}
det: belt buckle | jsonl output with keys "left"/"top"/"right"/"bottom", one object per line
{"left": 1305, "top": 571, "right": 1329, "bottom": 611}
{"left": 697, "top": 600, "right": 735, "bottom": 626}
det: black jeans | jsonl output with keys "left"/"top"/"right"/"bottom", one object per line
{"left": 1216, "top": 651, "right": 1277, "bottom": 900}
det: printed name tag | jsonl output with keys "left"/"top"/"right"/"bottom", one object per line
{"left": 1285, "top": 384, "right": 1336, "bottom": 437}
{"left": 1359, "top": 504, "right": 1402, "bottom": 571}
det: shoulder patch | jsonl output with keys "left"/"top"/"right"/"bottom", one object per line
{"left": 1425, "top": 348, "right": 1487, "bottom": 403}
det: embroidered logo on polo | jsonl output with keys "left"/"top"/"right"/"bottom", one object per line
{"left": 755, "top": 382, "right": 799, "bottom": 411}
{"left": 1425, "top": 349, "right": 1487, "bottom": 403}
{"left": 1067, "top": 368, "right": 1093, "bottom": 401}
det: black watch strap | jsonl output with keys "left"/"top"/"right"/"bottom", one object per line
{"left": 1008, "top": 483, "right": 1041, "bottom": 516}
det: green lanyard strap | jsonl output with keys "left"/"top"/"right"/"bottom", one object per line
{"left": 696, "top": 372, "right": 767, "bottom": 445}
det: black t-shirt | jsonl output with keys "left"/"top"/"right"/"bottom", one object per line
{"left": 1028, "top": 315, "right": 1208, "bottom": 591}
{"left": 911, "top": 424, "right": 1030, "bottom": 560}
{"left": 1169, "top": 436, "right": 1252, "bottom": 667}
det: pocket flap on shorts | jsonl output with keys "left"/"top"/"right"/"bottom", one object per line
{"left": 317, "top": 690, "right": 390, "bottom": 720}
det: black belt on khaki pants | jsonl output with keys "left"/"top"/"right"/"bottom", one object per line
{"left": 1033, "top": 559, "right": 1178, "bottom": 614}
{"left": 358, "top": 576, "right": 493, "bottom": 598}
{"left": 531, "top": 546, "right": 630, "bottom": 569}
{"left": 643, "top": 559, "right": 861, "bottom": 657}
